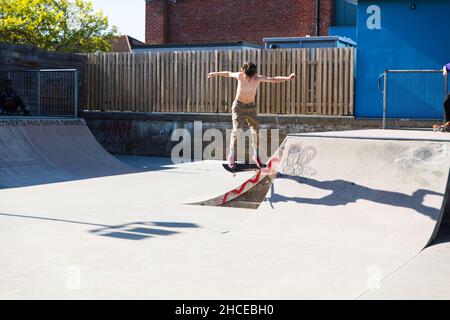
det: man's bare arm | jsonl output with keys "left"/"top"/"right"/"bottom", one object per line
{"left": 258, "top": 73, "right": 296, "bottom": 83}
{"left": 208, "top": 71, "right": 239, "bottom": 79}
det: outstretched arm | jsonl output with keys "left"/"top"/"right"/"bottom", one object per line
{"left": 208, "top": 71, "right": 239, "bottom": 79}
{"left": 444, "top": 65, "right": 448, "bottom": 77}
{"left": 258, "top": 73, "right": 296, "bottom": 83}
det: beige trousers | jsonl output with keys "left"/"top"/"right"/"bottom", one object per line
{"left": 230, "top": 100, "right": 259, "bottom": 151}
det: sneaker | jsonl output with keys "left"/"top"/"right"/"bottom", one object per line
{"left": 227, "top": 153, "right": 236, "bottom": 169}
{"left": 252, "top": 154, "right": 264, "bottom": 169}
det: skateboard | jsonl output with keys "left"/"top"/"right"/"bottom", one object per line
{"left": 222, "top": 162, "right": 266, "bottom": 175}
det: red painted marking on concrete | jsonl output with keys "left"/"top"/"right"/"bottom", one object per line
{"left": 222, "top": 171, "right": 262, "bottom": 204}
{"left": 221, "top": 157, "right": 280, "bottom": 205}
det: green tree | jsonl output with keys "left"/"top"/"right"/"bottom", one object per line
{"left": 0, "top": 0, "right": 118, "bottom": 52}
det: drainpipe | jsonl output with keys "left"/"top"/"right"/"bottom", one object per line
{"left": 316, "top": 0, "right": 320, "bottom": 36}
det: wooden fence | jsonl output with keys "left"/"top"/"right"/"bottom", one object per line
{"left": 84, "top": 48, "right": 354, "bottom": 115}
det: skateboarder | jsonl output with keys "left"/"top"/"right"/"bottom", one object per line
{"left": 208, "top": 62, "right": 295, "bottom": 169}
{"left": 0, "top": 79, "right": 30, "bottom": 115}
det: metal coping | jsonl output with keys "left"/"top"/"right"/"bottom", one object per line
{"left": 288, "top": 131, "right": 450, "bottom": 143}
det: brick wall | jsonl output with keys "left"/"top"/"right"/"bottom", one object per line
{"left": 145, "top": 0, "right": 169, "bottom": 44}
{"left": 145, "top": 0, "right": 334, "bottom": 45}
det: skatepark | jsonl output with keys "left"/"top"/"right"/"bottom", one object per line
{"left": 1, "top": 0, "right": 450, "bottom": 301}
{"left": 1, "top": 118, "right": 449, "bottom": 299}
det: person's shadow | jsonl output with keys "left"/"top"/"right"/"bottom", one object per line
{"left": 269, "top": 174, "right": 445, "bottom": 221}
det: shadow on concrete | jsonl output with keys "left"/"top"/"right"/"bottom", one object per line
{"left": 144, "top": 221, "right": 199, "bottom": 228}
{"left": 270, "top": 174, "right": 443, "bottom": 221}
{"left": 0, "top": 212, "right": 200, "bottom": 241}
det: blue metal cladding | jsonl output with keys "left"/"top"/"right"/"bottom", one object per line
{"left": 335, "top": 0, "right": 357, "bottom": 26}
{"left": 356, "top": 0, "right": 450, "bottom": 118}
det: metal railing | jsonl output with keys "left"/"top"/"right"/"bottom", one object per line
{"left": 379, "top": 69, "right": 448, "bottom": 129}
{"left": 0, "top": 69, "right": 78, "bottom": 117}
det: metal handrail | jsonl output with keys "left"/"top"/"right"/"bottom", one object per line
{"left": 377, "top": 73, "right": 385, "bottom": 93}
{"left": 2, "top": 69, "right": 77, "bottom": 72}
{"left": 384, "top": 70, "right": 442, "bottom": 73}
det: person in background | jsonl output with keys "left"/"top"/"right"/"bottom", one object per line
{"left": 443, "top": 63, "right": 450, "bottom": 126}
{"left": 0, "top": 79, "right": 30, "bottom": 115}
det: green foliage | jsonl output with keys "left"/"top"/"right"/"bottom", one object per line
{"left": 0, "top": 0, "right": 118, "bottom": 52}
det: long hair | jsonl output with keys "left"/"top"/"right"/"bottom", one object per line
{"left": 241, "top": 62, "right": 257, "bottom": 78}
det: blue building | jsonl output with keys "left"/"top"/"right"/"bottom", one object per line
{"left": 329, "top": 0, "right": 357, "bottom": 42}
{"left": 355, "top": 0, "right": 450, "bottom": 118}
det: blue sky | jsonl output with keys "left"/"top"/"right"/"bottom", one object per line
{"left": 90, "top": 0, "right": 146, "bottom": 42}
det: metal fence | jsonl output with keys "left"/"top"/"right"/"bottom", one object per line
{"left": 0, "top": 69, "right": 78, "bottom": 117}
{"left": 379, "top": 70, "right": 449, "bottom": 128}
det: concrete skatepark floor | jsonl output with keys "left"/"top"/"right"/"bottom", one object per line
{"left": 1, "top": 119, "right": 450, "bottom": 299}
{"left": 0, "top": 154, "right": 449, "bottom": 299}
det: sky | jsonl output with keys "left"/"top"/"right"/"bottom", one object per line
{"left": 90, "top": 0, "right": 146, "bottom": 42}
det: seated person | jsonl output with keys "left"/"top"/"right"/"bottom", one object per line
{"left": 0, "top": 79, "right": 30, "bottom": 115}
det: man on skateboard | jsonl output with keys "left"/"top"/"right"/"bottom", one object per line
{"left": 208, "top": 62, "right": 295, "bottom": 169}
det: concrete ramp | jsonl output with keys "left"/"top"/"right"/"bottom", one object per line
{"left": 0, "top": 118, "right": 138, "bottom": 189}
{"left": 231, "top": 130, "right": 450, "bottom": 298}
{"left": 1, "top": 127, "right": 449, "bottom": 299}
{"left": 193, "top": 148, "right": 283, "bottom": 207}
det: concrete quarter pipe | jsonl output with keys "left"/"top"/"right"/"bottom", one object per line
{"left": 198, "top": 129, "right": 450, "bottom": 298}
{"left": 0, "top": 118, "right": 138, "bottom": 189}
